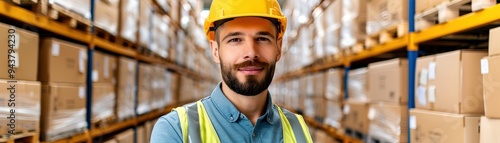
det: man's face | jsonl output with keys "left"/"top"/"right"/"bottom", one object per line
{"left": 210, "top": 17, "right": 282, "bottom": 96}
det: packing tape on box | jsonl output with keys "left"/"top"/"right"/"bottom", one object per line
{"left": 419, "top": 69, "right": 428, "bottom": 86}
{"left": 92, "top": 70, "right": 99, "bottom": 82}
{"left": 79, "top": 49, "right": 87, "bottom": 73}
{"left": 428, "top": 62, "right": 436, "bottom": 80}
{"left": 481, "top": 58, "right": 489, "bottom": 74}
{"left": 368, "top": 107, "right": 376, "bottom": 121}
{"left": 79, "top": 86, "right": 85, "bottom": 99}
{"left": 343, "top": 105, "right": 350, "bottom": 114}
{"left": 52, "top": 43, "right": 60, "bottom": 57}
{"left": 92, "top": 92, "right": 115, "bottom": 122}
{"left": 104, "top": 56, "right": 110, "bottom": 78}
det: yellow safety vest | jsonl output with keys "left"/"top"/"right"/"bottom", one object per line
{"left": 174, "top": 101, "right": 313, "bottom": 143}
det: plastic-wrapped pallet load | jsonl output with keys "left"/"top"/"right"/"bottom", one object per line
{"left": 155, "top": 0, "right": 170, "bottom": 12}
{"left": 137, "top": 63, "right": 153, "bottom": 115}
{"left": 0, "top": 23, "right": 39, "bottom": 81}
{"left": 39, "top": 38, "right": 88, "bottom": 141}
{"left": 151, "top": 13, "right": 170, "bottom": 58}
{"left": 92, "top": 83, "right": 115, "bottom": 125}
{"left": 366, "top": 0, "right": 408, "bottom": 36}
{"left": 313, "top": 73, "right": 326, "bottom": 97}
{"left": 410, "top": 109, "right": 480, "bottom": 143}
{"left": 95, "top": 0, "right": 119, "bottom": 35}
{"left": 348, "top": 68, "right": 368, "bottom": 102}
{"left": 48, "top": 0, "right": 91, "bottom": 19}
{"left": 313, "top": 13, "right": 326, "bottom": 61}
{"left": 323, "top": 0, "right": 342, "bottom": 58}
{"left": 116, "top": 57, "right": 137, "bottom": 121}
{"left": 152, "top": 65, "right": 172, "bottom": 109}
{"left": 325, "top": 68, "right": 343, "bottom": 101}
{"left": 0, "top": 80, "right": 41, "bottom": 135}
{"left": 367, "top": 103, "right": 408, "bottom": 143}
{"left": 324, "top": 101, "right": 343, "bottom": 128}
{"left": 340, "top": 0, "right": 367, "bottom": 49}
{"left": 139, "top": 0, "right": 153, "bottom": 48}
{"left": 119, "top": 0, "right": 139, "bottom": 43}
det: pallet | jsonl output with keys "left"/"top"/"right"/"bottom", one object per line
{"left": 367, "top": 136, "right": 393, "bottom": 143}
{"left": 415, "top": 0, "right": 472, "bottom": 31}
{"left": 365, "top": 23, "right": 408, "bottom": 48}
{"left": 344, "top": 128, "right": 367, "bottom": 142}
{"left": 92, "top": 116, "right": 117, "bottom": 129}
{"left": 342, "top": 42, "right": 365, "bottom": 56}
{"left": 95, "top": 27, "right": 136, "bottom": 49}
{"left": 6, "top": 0, "right": 37, "bottom": 5}
{"left": 44, "top": 1, "right": 92, "bottom": 33}
{"left": 0, "top": 131, "right": 38, "bottom": 143}
{"left": 41, "top": 127, "right": 87, "bottom": 142}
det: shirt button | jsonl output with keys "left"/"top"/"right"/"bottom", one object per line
{"left": 252, "top": 133, "right": 256, "bottom": 138}
{"left": 230, "top": 117, "right": 233, "bottom": 121}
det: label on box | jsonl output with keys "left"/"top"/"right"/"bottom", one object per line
{"left": 12, "top": 52, "right": 19, "bottom": 68}
{"left": 92, "top": 70, "right": 99, "bottom": 82}
{"left": 104, "top": 56, "right": 110, "bottom": 78}
{"left": 481, "top": 58, "right": 489, "bottom": 74}
{"left": 79, "top": 50, "right": 87, "bottom": 73}
{"left": 368, "top": 107, "right": 376, "bottom": 121}
{"left": 52, "top": 43, "right": 60, "bottom": 56}
{"left": 428, "top": 85, "right": 436, "bottom": 103}
{"left": 417, "top": 86, "right": 427, "bottom": 106}
{"left": 79, "top": 86, "right": 85, "bottom": 99}
{"left": 410, "top": 115, "right": 417, "bottom": 129}
{"left": 343, "top": 105, "right": 350, "bottom": 114}
{"left": 419, "top": 69, "right": 428, "bottom": 85}
{"left": 428, "top": 62, "right": 436, "bottom": 80}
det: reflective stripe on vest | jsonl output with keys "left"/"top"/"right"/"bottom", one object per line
{"left": 175, "top": 101, "right": 312, "bottom": 143}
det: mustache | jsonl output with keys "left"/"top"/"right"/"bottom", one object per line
{"left": 233, "top": 60, "right": 270, "bottom": 69}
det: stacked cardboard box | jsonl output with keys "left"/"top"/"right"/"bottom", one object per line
{"left": 343, "top": 68, "right": 370, "bottom": 138}
{"left": 95, "top": 0, "right": 119, "bottom": 35}
{"left": 39, "top": 38, "right": 88, "bottom": 141}
{"left": 323, "top": 0, "right": 342, "bottom": 59}
{"left": 480, "top": 26, "right": 500, "bottom": 143}
{"left": 411, "top": 49, "right": 486, "bottom": 143}
{"left": 138, "top": 63, "right": 154, "bottom": 115}
{"left": 340, "top": 0, "right": 367, "bottom": 49}
{"left": 119, "top": 0, "right": 139, "bottom": 43}
{"left": 116, "top": 57, "right": 137, "bottom": 121}
{"left": 48, "top": 0, "right": 91, "bottom": 20}
{"left": 323, "top": 69, "right": 344, "bottom": 128}
{"left": 367, "top": 58, "right": 408, "bottom": 142}
{"left": 151, "top": 13, "right": 170, "bottom": 58}
{"left": 366, "top": 0, "right": 408, "bottom": 36}
{"left": 92, "top": 51, "right": 117, "bottom": 125}
{"left": 139, "top": 0, "right": 153, "bottom": 48}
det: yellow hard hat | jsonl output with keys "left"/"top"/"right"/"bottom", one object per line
{"left": 204, "top": 0, "right": 287, "bottom": 41}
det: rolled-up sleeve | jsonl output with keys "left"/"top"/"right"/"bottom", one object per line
{"left": 150, "top": 111, "right": 183, "bottom": 143}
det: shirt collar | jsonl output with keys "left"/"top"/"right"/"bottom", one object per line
{"left": 210, "top": 82, "right": 277, "bottom": 124}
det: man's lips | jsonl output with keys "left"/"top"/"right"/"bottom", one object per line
{"left": 238, "top": 66, "right": 264, "bottom": 75}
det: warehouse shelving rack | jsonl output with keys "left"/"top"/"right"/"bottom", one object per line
{"left": 275, "top": 0, "right": 500, "bottom": 143}
{"left": 0, "top": 0, "right": 216, "bottom": 142}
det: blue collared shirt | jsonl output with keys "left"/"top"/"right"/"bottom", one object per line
{"left": 151, "top": 83, "right": 285, "bottom": 143}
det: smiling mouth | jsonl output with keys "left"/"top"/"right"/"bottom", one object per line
{"left": 238, "top": 66, "right": 264, "bottom": 75}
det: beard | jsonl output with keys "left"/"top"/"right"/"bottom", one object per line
{"left": 220, "top": 60, "right": 276, "bottom": 96}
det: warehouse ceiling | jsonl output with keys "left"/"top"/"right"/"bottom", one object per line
{"left": 203, "top": 0, "right": 287, "bottom": 10}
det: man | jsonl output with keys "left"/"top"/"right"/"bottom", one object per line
{"left": 151, "top": 0, "right": 313, "bottom": 142}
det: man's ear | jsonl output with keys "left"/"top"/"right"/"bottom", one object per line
{"left": 276, "top": 38, "right": 283, "bottom": 61}
{"left": 210, "top": 40, "right": 220, "bottom": 64}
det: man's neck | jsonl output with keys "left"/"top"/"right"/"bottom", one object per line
{"left": 221, "top": 81, "right": 268, "bottom": 126}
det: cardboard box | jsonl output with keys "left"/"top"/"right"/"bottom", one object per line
{"left": 39, "top": 38, "right": 87, "bottom": 84}
{"left": 366, "top": 0, "right": 408, "bottom": 35}
{"left": 348, "top": 68, "right": 368, "bottom": 102}
{"left": 136, "top": 125, "right": 146, "bottom": 143}
{"left": 95, "top": 0, "right": 119, "bottom": 35}
{"left": 410, "top": 109, "right": 480, "bottom": 143}
{"left": 434, "top": 50, "right": 486, "bottom": 114}
{"left": 139, "top": 0, "right": 153, "bottom": 47}
{"left": 119, "top": 0, "right": 139, "bottom": 42}
{"left": 304, "top": 97, "right": 326, "bottom": 119}
{"left": 343, "top": 101, "right": 370, "bottom": 133}
{"left": 368, "top": 103, "right": 408, "bottom": 142}
{"left": 324, "top": 101, "right": 343, "bottom": 128}
{"left": 313, "top": 73, "right": 326, "bottom": 97}
{"left": 0, "top": 80, "right": 40, "bottom": 135}
{"left": 115, "top": 129, "right": 134, "bottom": 143}
{"left": 340, "top": 0, "right": 367, "bottom": 48}
{"left": 482, "top": 55, "right": 500, "bottom": 118}
{"left": 41, "top": 83, "right": 87, "bottom": 141}
{"left": 368, "top": 58, "right": 408, "bottom": 103}
{"left": 490, "top": 26, "right": 500, "bottom": 56}
{"left": 0, "top": 24, "right": 39, "bottom": 81}
{"left": 116, "top": 57, "right": 137, "bottom": 121}
{"left": 138, "top": 63, "right": 153, "bottom": 114}
{"left": 92, "top": 83, "right": 115, "bottom": 123}
{"left": 93, "top": 51, "right": 117, "bottom": 84}
{"left": 480, "top": 116, "right": 500, "bottom": 143}
{"left": 315, "top": 130, "right": 336, "bottom": 143}
{"left": 325, "top": 69, "right": 343, "bottom": 101}
{"left": 415, "top": 55, "right": 436, "bottom": 110}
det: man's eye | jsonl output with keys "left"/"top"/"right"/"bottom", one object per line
{"left": 256, "top": 37, "right": 270, "bottom": 41}
{"left": 228, "top": 38, "right": 242, "bottom": 43}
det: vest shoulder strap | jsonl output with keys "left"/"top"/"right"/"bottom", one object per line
{"left": 276, "top": 105, "right": 313, "bottom": 143}
{"left": 175, "top": 101, "right": 220, "bottom": 143}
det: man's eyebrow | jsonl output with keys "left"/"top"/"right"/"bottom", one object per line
{"left": 222, "top": 32, "right": 243, "bottom": 42}
{"left": 257, "top": 31, "right": 275, "bottom": 38}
